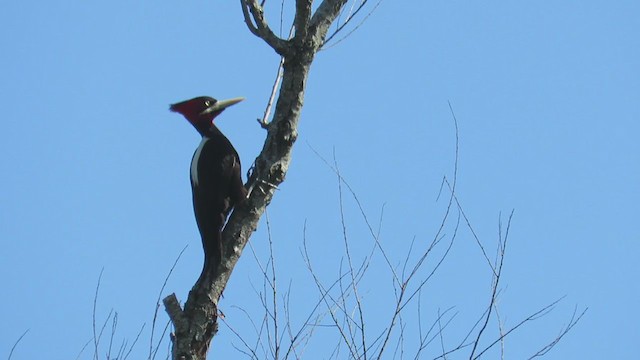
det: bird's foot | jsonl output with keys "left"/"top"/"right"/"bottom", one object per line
{"left": 257, "top": 179, "right": 278, "bottom": 190}
{"left": 256, "top": 117, "right": 270, "bottom": 129}
{"left": 246, "top": 179, "right": 279, "bottom": 198}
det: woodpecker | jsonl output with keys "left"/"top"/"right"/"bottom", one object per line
{"left": 170, "top": 96, "right": 248, "bottom": 271}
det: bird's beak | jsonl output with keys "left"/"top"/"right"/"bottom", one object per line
{"left": 200, "top": 97, "right": 245, "bottom": 116}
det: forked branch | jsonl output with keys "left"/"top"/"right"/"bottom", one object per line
{"left": 240, "top": 0, "right": 290, "bottom": 55}
{"left": 163, "top": 0, "right": 372, "bottom": 358}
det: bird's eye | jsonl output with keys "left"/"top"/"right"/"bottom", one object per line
{"left": 204, "top": 100, "right": 211, "bottom": 107}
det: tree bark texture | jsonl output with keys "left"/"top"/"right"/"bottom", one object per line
{"left": 164, "top": 1, "right": 351, "bottom": 358}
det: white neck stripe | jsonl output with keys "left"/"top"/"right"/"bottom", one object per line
{"left": 191, "top": 137, "right": 208, "bottom": 186}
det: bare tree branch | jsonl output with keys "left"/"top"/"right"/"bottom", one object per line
{"left": 322, "top": 0, "right": 383, "bottom": 48}
{"left": 470, "top": 297, "right": 563, "bottom": 360}
{"left": 8, "top": 329, "right": 29, "bottom": 360}
{"left": 220, "top": 314, "right": 260, "bottom": 360}
{"left": 307, "top": 143, "right": 400, "bottom": 286}
{"left": 93, "top": 268, "right": 104, "bottom": 360}
{"left": 293, "top": 0, "right": 312, "bottom": 41}
{"left": 468, "top": 211, "right": 512, "bottom": 359}
{"left": 527, "top": 306, "right": 588, "bottom": 359}
{"left": 309, "top": 0, "right": 350, "bottom": 42}
{"left": 165, "top": 0, "right": 376, "bottom": 352}
{"left": 125, "top": 324, "right": 147, "bottom": 360}
{"left": 493, "top": 294, "right": 506, "bottom": 360}
{"left": 334, "top": 154, "right": 368, "bottom": 359}
{"left": 302, "top": 238, "right": 360, "bottom": 359}
{"left": 149, "top": 246, "right": 188, "bottom": 360}
{"left": 107, "top": 312, "right": 118, "bottom": 360}
{"left": 75, "top": 338, "right": 93, "bottom": 360}
{"left": 240, "top": 0, "right": 290, "bottom": 55}
{"left": 156, "top": 2, "right": 587, "bottom": 359}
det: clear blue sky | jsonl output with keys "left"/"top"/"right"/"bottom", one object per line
{"left": 1, "top": 1, "right": 638, "bottom": 359}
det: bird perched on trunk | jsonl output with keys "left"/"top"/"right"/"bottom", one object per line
{"left": 170, "top": 96, "right": 248, "bottom": 272}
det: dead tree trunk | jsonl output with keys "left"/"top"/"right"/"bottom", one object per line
{"left": 163, "top": 1, "right": 354, "bottom": 358}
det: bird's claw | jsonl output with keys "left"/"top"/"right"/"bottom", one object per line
{"left": 246, "top": 179, "right": 279, "bottom": 198}
{"left": 256, "top": 118, "right": 270, "bottom": 129}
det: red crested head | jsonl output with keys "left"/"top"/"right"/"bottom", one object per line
{"left": 170, "top": 96, "right": 244, "bottom": 136}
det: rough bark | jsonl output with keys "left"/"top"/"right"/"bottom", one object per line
{"left": 163, "top": 1, "right": 353, "bottom": 358}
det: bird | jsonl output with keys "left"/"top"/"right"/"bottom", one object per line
{"left": 170, "top": 96, "right": 248, "bottom": 272}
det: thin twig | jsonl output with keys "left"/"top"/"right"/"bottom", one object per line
{"left": 228, "top": 305, "right": 266, "bottom": 358}
{"left": 126, "top": 323, "right": 147, "bottom": 360}
{"left": 265, "top": 210, "right": 281, "bottom": 359}
{"left": 258, "top": 57, "right": 285, "bottom": 129}
{"left": 221, "top": 315, "right": 260, "bottom": 359}
{"left": 107, "top": 312, "right": 118, "bottom": 359}
{"left": 322, "top": 0, "right": 383, "bottom": 50}
{"left": 414, "top": 307, "right": 457, "bottom": 360}
{"left": 493, "top": 296, "right": 506, "bottom": 360}
{"left": 307, "top": 143, "right": 400, "bottom": 287}
{"left": 322, "top": 0, "right": 381, "bottom": 47}
{"left": 301, "top": 224, "right": 359, "bottom": 359}
{"left": 334, "top": 152, "right": 367, "bottom": 360}
{"left": 468, "top": 211, "right": 513, "bottom": 359}
{"left": 8, "top": 329, "right": 29, "bottom": 360}
{"left": 93, "top": 268, "right": 104, "bottom": 360}
{"left": 399, "top": 214, "right": 460, "bottom": 313}
{"left": 98, "top": 310, "right": 115, "bottom": 358}
{"left": 285, "top": 226, "right": 357, "bottom": 359}
{"left": 470, "top": 297, "right": 565, "bottom": 360}
{"left": 150, "top": 245, "right": 188, "bottom": 360}
{"left": 443, "top": 178, "right": 497, "bottom": 277}
{"left": 437, "top": 309, "right": 447, "bottom": 360}
{"left": 75, "top": 338, "right": 93, "bottom": 360}
{"left": 398, "top": 99, "right": 462, "bottom": 306}
{"left": 527, "top": 306, "right": 588, "bottom": 359}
